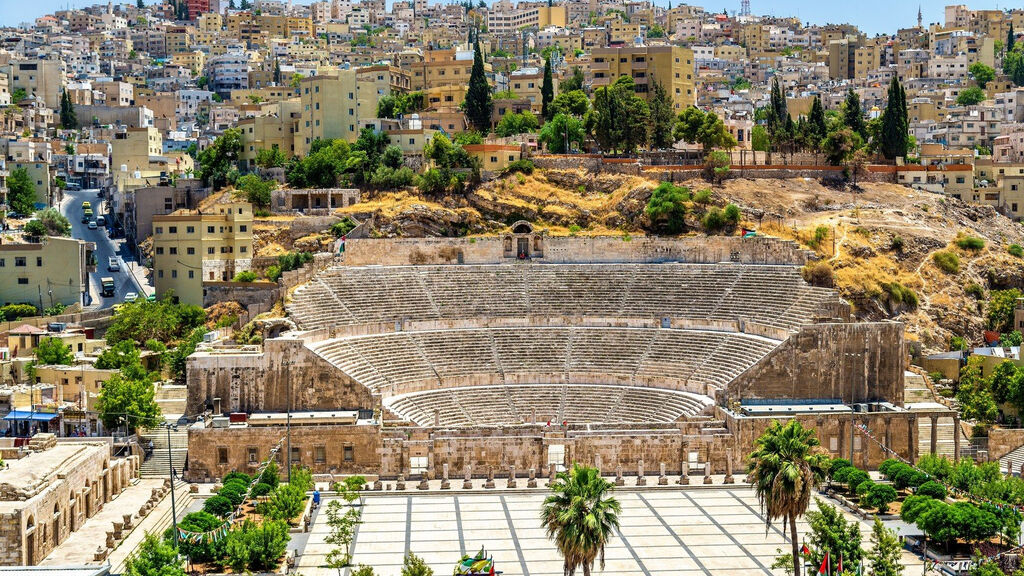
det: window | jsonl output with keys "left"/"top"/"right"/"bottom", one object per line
{"left": 207, "top": 226, "right": 215, "bottom": 233}
{"left": 248, "top": 447, "right": 259, "bottom": 464}
{"left": 156, "top": 227, "right": 163, "bottom": 234}
{"left": 240, "top": 225, "right": 247, "bottom": 232}
{"left": 187, "top": 226, "right": 195, "bottom": 233}
{"left": 36, "top": 257, "right": 42, "bottom": 266}
{"left": 0, "top": 259, "right": 4, "bottom": 267}
{"left": 490, "top": 156, "right": 498, "bottom": 163}
{"left": 158, "top": 269, "right": 164, "bottom": 278}
{"left": 290, "top": 446, "right": 300, "bottom": 464}
{"left": 188, "top": 270, "right": 194, "bottom": 279}
{"left": 547, "top": 444, "right": 566, "bottom": 471}
{"left": 169, "top": 247, "right": 178, "bottom": 255}
{"left": 343, "top": 445, "right": 353, "bottom": 462}
{"left": 169, "top": 226, "right": 177, "bottom": 233}
{"left": 187, "top": 247, "right": 195, "bottom": 255}
{"left": 218, "top": 447, "right": 229, "bottom": 464}
{"left": 240, "top": 246, "right": 247, "bottom": 253}
{"left": 208, "top": 247, "right": 215, "bottom": 254}
{"left": 156, "top": 247, "right": 164, "bottom": 255}
{"left": 314, "top": 445, "right": 326, "bottom": 463}
{"left": 17, "top": 278, "right": 28, "bottom": 285}
{"left": 171, "top": 270, "right": 177, "bottom": 278}
{"left": 14, "top": 257, "right": 25, "bottom": 267}
{"left": 409, "top": 456, "right": 428, "bottom": 475}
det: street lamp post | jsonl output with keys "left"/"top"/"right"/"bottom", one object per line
{"left": 167, "top": 424, "right": 179, "bottom": 548}
{"left": 285, "top": 359, "right": 291, "bottom": 484}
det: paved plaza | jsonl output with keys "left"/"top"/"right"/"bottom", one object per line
{"left": 296, "top": 485, "right": 924, "bottom": 576}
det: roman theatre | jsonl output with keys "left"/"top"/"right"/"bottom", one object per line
{"left": 185, "top": 227, "right": 957, "bottom": 483}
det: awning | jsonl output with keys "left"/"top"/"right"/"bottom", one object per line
{"left": 3, "top": 410, "right": 59, "bottom": 422}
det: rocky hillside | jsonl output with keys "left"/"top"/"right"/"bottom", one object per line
{"left": 333, "top": 169, "right": 1024, "bottom": 353}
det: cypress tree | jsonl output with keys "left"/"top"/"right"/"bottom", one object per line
{"left": 541, "top": 56, "right": 554, "bottom": 120}
{"left": 766, "top": 77, "right": 789, "bottom": 155}
{"left": 1009, "top": 23, "right": 1016, "bottom": 54}
{"left": 464, "top": 39, "right": 493, "bottom": 132}
{"left": 808, "top": 95, "right": 827, "bottom": 150}
{"left": 273, "top": 59, "right": 281, "bottom": 85}
{"left": 842, "top": 89, "right": 866, "bottom": 139}
{"left": 60, "top": 91, "right": 77, "bottom": 129}
{"left": 880, "top": 76, "right": 909, "bottom": 160}
{"left": 137, "top": 0, "right": 145, "bottom": 8}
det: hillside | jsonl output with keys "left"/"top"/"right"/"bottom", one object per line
{"left": 333, "top": 170, "right": 1024, "bottom": 353}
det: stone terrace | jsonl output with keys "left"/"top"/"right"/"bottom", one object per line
{"left": 287, "top": 263, "right": 845, "bottom": 333}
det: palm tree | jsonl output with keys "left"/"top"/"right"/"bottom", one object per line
{"left": 541, "top": 464, "right": 621, "bottom": 576}
{"left": 748, "top": 420, "right": 830, "bottom": 576}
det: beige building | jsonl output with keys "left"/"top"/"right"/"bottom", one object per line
{"left": 111, "top": 127, "right": 164, "bottom": 176}
{"left": 296, "top": 70, "right": 362, "bottom": 156}
{"left": 589, "top": 46, "right": 696, "bottom": 110}
{"left": 152, "top": 203, "right": 254, "bottom": 306}
{"left": 0, "top": 236, "right": 91, "bottom": 309}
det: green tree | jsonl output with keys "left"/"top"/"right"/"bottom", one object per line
{"left": 807, "top": 96, "right": 828, "bottom": 156}
{"left": 35, "top": 336, "right": 74, "bottom": 365}
{"left": 223, "top": 519, "right": 290, "bottom": 572}
{"left": 970, "top": 62, "right": 995, "bottom": 89}
{"left": 541, "top": 56, "right": 554, "bottom": 120}
{"left": 234, "top": 174, "right": 276, "bottom": 208}
{"left": 751, "top": 125, "right": 769, "bottom": 152}
{"left": 541, "top": 464, "right": 621, "bottom": 576}
{"left": 559, "top": 66, "right": 585, "bottom": 92}
{"left": 34, "top": 207, "right": 71, "bottom": 236}
{"left": 593, "top": 76, "right": 649, "bottom": 154}
{"left": 167, "top": 512, "right": 225, "bottom": 563}
{"left": 880, "top": 76, "right": 909, "bottom": 160}
{"left": 864, "top": 484, "right": 898, "bottom": 513}
{"left": 867, "top": 517, "right": 903, "bottom": 576}
{"left": 823, "top": 128, "right": 861, "bottom": 167}
{"left": 255, "top": 146, "right": 286, "bottom": 168}
{"left": 538, "top": 112, "right": 584, "bottom": 153}
{"left": 95, "top": 340, "right": 144, "bottom": 372}
{"left": 958, "top": 86, "right": 987, "bottom": 107}
{"left": 648, "top": 81, "right": 676, "bottom": 149}
{"left": 645, "top": 182, "right": 690, "bottom": 234}
{"left": 765, "top": 76, "right": 791, "bottom": 156}
{"left": 105, "top": 297, "right": 206, "bottom": 345}
{"left": 197, "top": 128, "right": 242, "bottom": 189}
{"left": 549, "top": 89, "right": 590, "bottom": 118}
{"left": 60, "top": 90, "right": 77, "bottom": 129}
{"left": 748, "top": 420, "right": 830, "bottom": 576}
{"left": 842, "top": 89, "right": 867, "bottom": 139}
{"left": 7, "top": 167, "right": 38, "bottom": 215}
{"left": 124, "top": 533, "right": 185, "bottom": 576}
{"left": 137, "top": 0, "right": 145, "bottom": 7}
{"left": 97, "top": 372, "right": 161, "bottom": 433}
{"left": 259, "top": 484, "right": 305, "bottom": 520}
{"left": 495, "top": 110, "right": 540, "bottom": 137}
{"left": 401, "top": 552, "right": 434, "bottom": 576}
{"left": 674, "top": 107, "right": 737, "bottom": 152}
{"left": 806, "top": 499, "right": 863, "bottom": 573}
{"left": 705, "top": 150, "right": 731, "bottom": 184}
{"left": 464, "top": 40, "right": 493, "bottom": 132}
{"left": 988, "top": 289, "right": 1023, "bottom": 332}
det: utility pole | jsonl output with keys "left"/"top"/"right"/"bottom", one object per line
{"left": 285, "top": 359, "right": 291, "bottom": 483}
{"left": 167, "top": 424, "right": 179, "bottom": 548}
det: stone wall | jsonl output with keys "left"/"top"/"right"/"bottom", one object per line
{"left": 725, "top": 321, "right": 906, "bottom": 406}
{"left": 0, "top": 443, "right": 137, "bottom": 565}
{"left": 987, "top": 428, "right": 1024, "bottom": 462}
{"left": 341, "top": 235, "right": 814, "bottom": 267}
{"left": 185, "top": 338, "right": 376, "bottom": 414}
{"left": 203, "top": 281, "right": 281, "bottom": 308}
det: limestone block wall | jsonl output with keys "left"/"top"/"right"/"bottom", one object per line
{"left": 987, "top": 428, "right": 1024, "bottom": 461}
{"left": 725, "top": 321, "right": 905, "bottom": 406}
{"left": 185, "top": 338, "right": 375, "bottom": 414}
{"left": 341, "top": 236, "right": 813, "bottom": 267}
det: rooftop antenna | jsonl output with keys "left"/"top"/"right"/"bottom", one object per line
{"left": 740, "top": 0, "right": 749, "bottom": 17}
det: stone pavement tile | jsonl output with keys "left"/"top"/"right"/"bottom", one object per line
{"left": 409, "top": 528, "right": 460, "bottom": 542}
{"left": 632, "top": 534, "right": 684, "bottom": 547}
{"left": 648, "top": 570, "right": 708, "bottom": 576}
{"left": 620, "top": 524, "right": 673, "bottom": 537}
{"left": 602, "top": 557, "right": 646, "bottom": 571}
{"left": 642, "top": 545, "right": 705, "bottom": 560}
{"left": 411, "top": 511, "right": 457, "bottom": 522}
{"left": 679, "top": 533, "right": 745, "bottom": 546}
{"left": 670, "top": 523, "right": 725, "bottom": 535}
{"left": 687, "top": 544, "right": 750, "bottom": 557}
{"left": 746, "top": 543, "right": 791, "bottom": 556}
{"left": 700, "top": 554, "right": 763, "bottom": 570}
{"left": 356, "top": 540, "right": 408, "bottom": 554}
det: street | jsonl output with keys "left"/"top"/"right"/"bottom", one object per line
{"left": 60, "top": 187, "right": 145, "bottom": 310}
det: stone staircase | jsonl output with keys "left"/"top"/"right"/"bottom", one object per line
{"left": 138, "top": 428, "right": 188, "bottom": 478}
{"left": 916, "top": 415, "right": 958, "bottom": 459}
{"left": 154, "top": 383, "right": 187, "bottom": 421}
{"left": 1000, "top": 445, "right": 1024, "bottom": 477}
{"left": 903, "top": 373, "right": 935, "bottom": 405}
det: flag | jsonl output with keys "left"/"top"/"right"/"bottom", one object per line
{"left": 818, "top": 552, "right": 829, "bottom": 576}
{"left": 801, "top": 543, "right": 810, "bottom": 556}
{"left": 838, "top": 553, "right": 843, "bottom": 574}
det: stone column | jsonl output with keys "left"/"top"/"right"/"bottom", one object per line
{"left": 547, "top": 464, "right": 556, "bottom": 487}
{"left": 418, "top": 470, "right": 430, "bottom": 490}
{"left": 724, "top": 450, "right": 735, "bottom": 484}
{"left": 930, "top": 414, "right": 939, "bottom": 455}
{"left": 838, "top": 419, "right": 848, "bottom": 458}
{"left": 953, "top": 415, "right": 961, "bottom": 463}
{"left": 658, "top": 462, "right": 667, "bottom": 485}
{"left": 908, "top": 415, "right": 917, "bottom": 462}
{"left": 615, "top": 466, "right": 624, "bottom": 486}
{"left": 484, "top": 467, "right": 495, "bottom": 489}
{"left": 463, "top": 465, "right": 473, "bottom": 490}
{"left": 703, "top": 458, "right": 712, "bottom": 484}
{"left": 636, "top": 459, "right": 646, "bottom": 486}
{"left": 396, "top": 475, "right": 406, "bottom": 491}
{"left": 441, "top": 463, "right": 450, "bottom": 490}
{"left": 433, "top": 410, "right": 440, "bottom": 427}
{"left": 507, "top": 466, "right": 517, "bottom": 489}
{"left": 884, "top": 418, "right": 893, "bottom": 458}
{"left": 527, "top": 468, "right": 537, "bottom": 488}
{"left": 678, "top": 458, "right": 689, "bottom": 485}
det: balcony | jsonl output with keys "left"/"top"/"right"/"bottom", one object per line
{"left": 590, "top": 61, "right": 610, "bottom": 71}
{"left": 631, "top": 61, "right": 648, "bottom": 70}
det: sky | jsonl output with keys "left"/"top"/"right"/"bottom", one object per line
{"left": 0, "top": 0, "right": 1012, "bottom": 35}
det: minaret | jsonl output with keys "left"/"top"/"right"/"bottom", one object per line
{"left": 918, "top": 5, "right": 923, "bottom": 29}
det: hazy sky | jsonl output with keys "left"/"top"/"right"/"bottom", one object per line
{"left": 0, "top": 1, "right": 1010, "bottom": 36}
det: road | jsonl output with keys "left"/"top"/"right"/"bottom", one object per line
{"left": 60, "top": 187, "right": 143, "bottom": 310}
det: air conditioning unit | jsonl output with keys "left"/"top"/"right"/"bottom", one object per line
{"left": 202, "top": 331, "right": 218, "bottom": 343}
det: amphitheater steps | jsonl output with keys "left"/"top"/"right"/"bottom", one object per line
{"left": 904, "top": 373, "right": 937, "bottom": 405}
{"left": 1000, "top": 445, "right": 1024, "bottom": 476}
{"left": 916, "top": 416, "right": 958, "bottom": 460}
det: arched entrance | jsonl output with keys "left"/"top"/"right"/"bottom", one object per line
{"left": 25, "top": 515, "right": 35, "bottom": 565}
{"left": 503, "top": 221, "right": 544, "bottom": 260}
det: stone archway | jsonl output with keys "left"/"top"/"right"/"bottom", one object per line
{"left": 504, "top": 221, "right": 544, "bottom": 260}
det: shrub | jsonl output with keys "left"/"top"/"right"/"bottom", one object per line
{"left": 965, "top": 282, "right": 985, "bottom": 299}
{"left": 1, "top": 303, "right": 37, "bottom": 320}
{"left": 260, "top": 460, "right": 280, "bottom": 489}
{"left": 916, "top": 481, "right": 947, "bottom": 500}
{"left": 890, "top": 464, "right": 926, "bottom": 490}
{"left": 568, "top": 224, "right": 581, "bottom": 236}
{"left": 233, "top": 270, "right": 258, "bottom": 282}
{"left": 1010, "top": 244, "right": 1024, "bottom": 258}
{"left": 23, "top": 219, "right": 47, "bottom": 238}
{"left": 265, "top": 265, "right": 283, "bottom": 282}
{"left": 502, "top": 159, "right": 534, "bottom": 175}
{"left": 864, "top": 483, "right": 898, "bottom": 513}
{"left": 224, "top": 471, "right": 251, "bottom": 485}
{"left": 259, "top": 484, "right": 305, "bottom": 521}
{"left": 883, "top": 282, "right": 918, "bottom": 310}
{"left": 693, "top": 189, "right": 712, "bottom": 205}
{"left": 218, "top": 484, "right": 246, "bottom": 507}
{"left": 250, "top": 482, "right": 272, "bottom": 498}
{"left": 723, "top": 203, "right": 741, "bottom": 224}
{"left": 701, "top": 207, "right": 727, "bottom": 232}
{"left": 203, "top": 495, "right": 234, "bottom": 517}
{"left": 801, "top": 261, "right": 834, "bottom": 288}
{"left": 832, "top": 465, "right": 855, "bottom": 485}
{"left": 168, "top": 511, "right": 225, "bottom": 562}
{"left": 808, "top": 225, "right": 829, "bottom": 249}
{"left": 955, "top": 236, "right": 985, "bottom": 251}
{"left": 932, "top": 251, "right": 960, "bottom": 274}
{"left": 845, "top": 468, "right": 871, "bottom": 493}
{"left": 950, "top": 335, "right": 967, "bottom": 351}
{"left": 890, "top": 236, "right": 904, "bottom": 252}
{"left": 645, "top": 182, "right": 690, "bottom": 234}
{"left": 223, "top": 519, "right": 290, "bottom": 572}
{"left": 856, "top": 479, "right": 875, "bottom": 497}
{"left": 830, "top": 458, "right": 854, "bottom": 477}
{"left": 330, "top": 218, "right": 356, "bottom": 238}
{"left": 878, "top": 458, "right": 901, "bottom": 478}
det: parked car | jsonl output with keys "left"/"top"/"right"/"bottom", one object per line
{"left": 107, "top": 257, "right": 120, "bottom": 272}
{"left": 88, "top": 221, "right": 97, "bottom": 230}
{"left": 123, "top": 292, "right": 138, "bottom": 302}
{"left": 81, "top": 201, "right": 91, "bottom": 210}
{"left": 96, "top": 215, "right": 106, "bottom": 227}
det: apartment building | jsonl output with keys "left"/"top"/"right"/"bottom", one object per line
{"left": 2, "top": 59, "right": 65, "bottom": 109}
{"left": 111, "top": 127, "right": 164, "bottom": 176}
{"left": 238, "top": 99, "right": 302, "bottom": 169}
{"left": 589, "top": 45, "right": 696, "bottom": 110}
{"left": 295, "top": 70, "right": 362, "bottom": 156}
{"left": 152, "top": 203, "right": 254, "bottom": 306}
{"left": 0, "top": 236, "right": 91, "bottom": 308}
{"left": 486, "top": 3, "right": 567, "bottom": 35}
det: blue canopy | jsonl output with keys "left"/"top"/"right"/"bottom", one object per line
{"left": 4, "top": 410, "right": 59, "bottom": 421}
